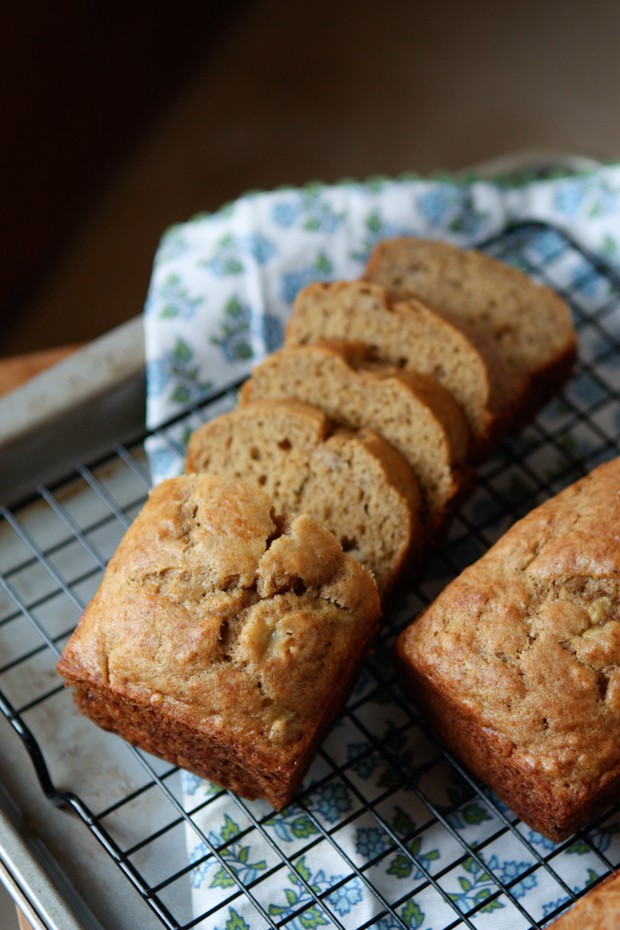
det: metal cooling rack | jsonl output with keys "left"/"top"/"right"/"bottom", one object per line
{"left": 1, "top": 221, "right": 619, "bottom": 930}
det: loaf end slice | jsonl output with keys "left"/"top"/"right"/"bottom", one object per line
{"left": 57, "top": 474, "right": 381, "bottom": 809}
{"left": 284, "top": 280, "right": 512, "bottom": 454}
{"left": 396, "top": 456, "right": 620, "bottom": 841}
{"left": 366, "top": 236, "right": 577, "bottom": 423}
{"left": 186, "top": 399, "right": 423, "bottom": 596}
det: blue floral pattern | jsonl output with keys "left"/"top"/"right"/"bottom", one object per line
{"left": 350, "top": 211, "right": 414, "bottom": 264}
{"left": 146, "top": 337, "right": 212, "bottom": 407}
{"left": 417, "top": 184, "right": 488, "bottom": 235}
{"left": 447, "top": 857, "right": 504, "bottom": 915}
{"left": 262, "top": 805, "right": 320, "bottom": 844}
{"left": 145, "top": 272, "right": 204, "bottom": 319}
{"left": 267, "top": 857, "right": 361, "bottom": 929}
{"left": 202, "top": 233, "right": 277, "bottom": 277}
{"left": 553, "top": 175, "right": 619, "bottom": 218}
{"left": 142, "top": 166, "right": 620, "bottom": 928}
{"left": 306, "top": 780, "right": 354, "bottom": 825}
{"left": 280, "top": 251, "right": 335, "bottom": 304}
{"left": 187, "top": 814, "right": 270, "bottom": 894}
{"left": 271, "top": 187, "right": 346, "bottom": 232}
{"left": 355, "top": 826, "right": 392, "bottom": 861}
{"left": 210, "top": 294, "right": 283, "bottom": 363}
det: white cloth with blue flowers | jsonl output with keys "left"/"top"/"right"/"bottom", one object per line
{"left": 143, "top": 166, "right": 620, "bottom": 930}
{"left": 145, "top": 167, "right": 620, "bottom": 435}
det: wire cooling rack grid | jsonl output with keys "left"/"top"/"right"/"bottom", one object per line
{"left": 1, "top": 222, "right": 619, "bottom": 930}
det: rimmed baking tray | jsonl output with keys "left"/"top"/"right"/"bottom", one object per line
{"left": 1, "top": 221, "right": 619, "bottom": 930}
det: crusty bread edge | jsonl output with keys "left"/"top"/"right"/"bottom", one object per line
{"left": 395, "top": 624, "right": 620, "bottom": 842}
{"left": 62, "top": 606, "right": 379, "bottom": 810}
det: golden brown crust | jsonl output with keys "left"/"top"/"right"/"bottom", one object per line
{"left": 57, "top": 474, "right": 381, "bottom": 809}
{"left": 547, "top": 871, "right": 620, "bottom": 928}
{"left": 396, "top": 457, "right": 620, "bottom": 841}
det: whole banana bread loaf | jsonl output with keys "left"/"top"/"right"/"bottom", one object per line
{"left": 396, "top": 456, "right": 620, "bottom": 841}
{"left": 57, "top": 474, "right": 381, "bottom": 809}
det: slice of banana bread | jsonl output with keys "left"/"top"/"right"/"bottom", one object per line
{"left": 239, "top": 340, "right": 472, "bottom": 528}
{"left": 57, "top": 474, "right": 381, "bottom": 810}
{"left": 284, "top": 280, "right": 511, "bottom": 454}
{"left": 186, "top": 400, "right": 422, "bottom": 595}
{"left": 365, "top": 237, "right": 576, "bottom": 423}
{"left": 396, "top": 456, "right": 620, "bottom": 841}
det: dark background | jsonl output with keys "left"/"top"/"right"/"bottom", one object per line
{"left": 2, "top": 0, "right": 619, "bottom": 355}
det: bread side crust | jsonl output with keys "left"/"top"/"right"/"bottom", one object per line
{"left": 67, "top": 616, "right": 372, "bottom": 811}
{"left": 396, "top": 631, "right": 620, "bottom": 841}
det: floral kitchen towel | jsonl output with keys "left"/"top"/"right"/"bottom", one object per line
{"left": 144, "top": 163, "right": 620, "bottom": 438}
{"left": 142, "top": 166, "right": 620, "bottom": 930}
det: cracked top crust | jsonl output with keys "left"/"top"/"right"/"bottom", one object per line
{"left": 397, "top": 457, "right": 620, "bottom": 794}
{"left": 57, "top": 474, "right": 380, "bottom": 762}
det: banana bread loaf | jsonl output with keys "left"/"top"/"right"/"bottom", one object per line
{"left": 284, "top": 280, "right": 511, "bottom": 453}
{"left": 365, "top": 236, "right": 576, "bottom": 424}
{"left": 239, "top": 340, "right": 472, "bottom": 528}
{"left": 186, "top": 400, "right": 422, "bottom": 596}
{"left": 547, "top": 870, "right": 620, "bottom": 928}
{"left": 57, "top": 474, "right": 381, "bottom": 809}
{"left": 396, "top": 456, "right": 620, "bottom": 841}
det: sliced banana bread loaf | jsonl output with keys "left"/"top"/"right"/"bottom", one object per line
{"left": 396, "top": 456, "right": 620, "bottom": 841}
{"left": 186, "top": 400, "right": 422, "bottom": 595}
{"left": 366, "top": 237, "right": 576, "bottom": 422}
{"left": 284, "top": 280, "right": 510, "bottom": 454}
{"left": 239, "top": 340, "right": 472, "bottom": 528}
{"left": 57, "top": 474, "right": 381, "bottom": 809}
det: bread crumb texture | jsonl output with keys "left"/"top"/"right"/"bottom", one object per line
{"left": 57, "top": 474, "right": 380, "bottom": 804}
{"left": 397, "top": 457, "right": 620, "bottom": 838}
{"left": 365, "top": 237, "right": 576, "bottom": 398}
{"left": 186, "top": 400, "right": 422, "bottom": 595}
{"left": 239, "top": 340, "right": 471, "bottom": 522}
{"left": 285, "top": 279, "right": 511, "bottom": 444}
